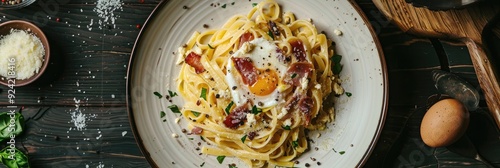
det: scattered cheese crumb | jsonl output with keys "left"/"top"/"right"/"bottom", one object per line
{"left": 283, "top": 118, "right": 292, "bottom": 127}
{"left": 171, "top": 133, "right": 179, "bottom": 138}
{"left": 246, "top": 113, "right": 256, "bottom": 126}
{"left": 315, "top": 84, "right": 321, "bottom": 89}
{"left": 334, "top": 29, "right": 343, "bottom": 36}
{"left": 174, "top": 117, "right": 181, "bottom": 124}
{"left": 277, "top": 108, "right": 288, "bottom": 119}
{"left": 333, "top": 82, "right": 344, "bottom": 95}
{"left": 121, "top": 131, "right": 127, "bottom": 137}
{"left": 175, "top": 47, "right": 186, "bottom": 65}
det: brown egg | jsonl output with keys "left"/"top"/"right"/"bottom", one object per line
{"left": 420, "top": 98, "right": 469, "bottom": 147}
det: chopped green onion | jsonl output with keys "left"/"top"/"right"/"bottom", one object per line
{"left": 292, "top": 140, "right": 299, "bottom": 149}
{"left": 200, "top": 88, "right": 207, "bottom": 100}
{"left": 252, "top": 3, "right": 257, "bottom": 7}
{"left": 339, "top": 151, "right": 346, "bottom": 155}
{"left": 160, "top": 111, "right": 166, "bottom": 118}
{"left": 332, "top": 54, "right": 343, "bottom": 75}
{"left": 282, "top": 125, "right": 291, "bottom": 130}
{"left": 153, "top": 91, "right": 163, "bottom": 99}
{"left": 345, "top": 92, "right": 352, "bottom": 97}
{"left": 208, "top": 44, "right": 214, "bottom": 49}
{"left": 168, "top": 90, "right": 178, "bottom": 97}
{"left": 192, "top": 111, "right": 201, "bottom": 117}
{"left": 216, "top": 155, "right": 226, "bottom": 164}
{"left": 225, "top": 101, "right": 234, "bottom": 115}
{"left": 252, "top": 105, "right": 262, "bottom": 115}
{"left": 268, "top": 30, "right": 274, "bottom": 40}
{"left": 241, "top": 135, "right": 247, "bottom": 143}
{"left": 168, "top": 104, "right": 181, "bottom": 113}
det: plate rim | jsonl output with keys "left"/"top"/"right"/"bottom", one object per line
{"left": 126, "top": 0, "right": 389, "bottom": 167}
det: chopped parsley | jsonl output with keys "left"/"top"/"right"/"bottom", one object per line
{"left": 168, "top": 90, "right": 178, "bottom": 97}
{"left": 160, "top": 111, "right": 166, "bottom": 118}
{"left": 231, "top": 2, "right": 235, "bottom": 5}
{"left": 282, "top": 125, "right": 291, "bottom": 130}
{"left": 225, "top": 101, "right": 234, "bottom": 115}
{"left": 229, "top": 165, "right": 237, "bottom": 168}
{"left": 217, "top": 155, "right": 226, "bottom": 164}
{"left": 268, "top": 30, "right": 274, "bottom": 40}
{"left": 192, "top": 111, "right": 201, "bottom": 117}
{"left": 252, "top": 3, "right": 257, "bottom": 7}
{"left": 251, "top": 105, "right": 262, "bottom": 115}
{"left": 200, "top": 88, "right": 208, "bottom": 100}
{"left": 332, "top": 54, "right": 343, "bottom": 74}
{"left": 189, "top": 138, "right": 194, "bottom": 140}
{"left": 168, "top": 104, "right": 181, "bottom": 113}
{"left": 292, "top": 140, "right": 299, "bottom": 149}
{"left": 291, "top": 73, "right": 297, "bottom": 79}
{"left": 200, "top": 136, "right": 206, "bottom": 142}
{"left": 241, "top": 135, "right": 247, "bottom": 143}
{"left": 345, "top": 92, "right": 352, "bottom": 97}
{"left": 153, "top": 91, "right": 163, "bottom": 99}
{"left": 221, "top": 4, "right": 227, "bottom": 8}
{"left": 200, "top": 162, "right": 205, "bottom": 167}
{"left": 339, "top": 151, "right": 346, "bottom": 155}
{"left": 208, "top": 44, "right": 214, "bottom": 49}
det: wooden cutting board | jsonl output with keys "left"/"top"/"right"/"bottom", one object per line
{"left": 372, "top": 0, "right": 500, "bottom": 130}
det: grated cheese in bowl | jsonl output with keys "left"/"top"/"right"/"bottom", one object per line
{"left": 0, "top": 28, "right": 45, "bottom": 80}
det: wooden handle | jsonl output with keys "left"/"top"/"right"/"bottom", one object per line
{"left": 463, "top": 38, "right": 500, "bottom": 131}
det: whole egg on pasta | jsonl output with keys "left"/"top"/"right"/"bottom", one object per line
{"left": 225, "top": 37, "right": 292, "bottom": 109}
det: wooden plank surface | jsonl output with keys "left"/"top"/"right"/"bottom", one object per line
{"left": 0, "top": 0, "right": 498, "bottom": 167}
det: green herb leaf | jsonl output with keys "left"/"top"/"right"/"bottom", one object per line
{"left": 153, "top": 91, "right": 163, "bottom": 99}
{"left": 200, "top": 162, "right": 205, "bottom": 167}
{"left": 200, "top": 136, "right": 205, "bottom": 142}
{"left": 339, "top": 151, "right": 346, "bottom": 155}
{"left": 208, "top": 44, "right": 214, "bottom": 49}
{"left": 345, "top": 92, "right": 352, "bottom": 97}
{"left": 282, "top": 125, "right": 290, "bottom": 130}
{"left": 251, "top": 105, "right": 262, "bottom": 115}
{"left": 168, "top": 90, "right": 178, "bottom": 97}
{"left": 216, "top": 155, "right": 226, "bottom": 164}
{"left": 0, "top": 111, "right": 25, "bottom": 141}
{"left": 0, "top": 147, "right": 30, "bottom": 168}
{"left": 291, "top": 73, "right": 297, "bottom": 79}
{"left": 332, "top": 54, "right": 343, "bottom": 75}
{"left": 241, "top": 135, "right": 247, "bottom": 143}
{"left": 229, "top": 165, "right": 237, "bottom": 168}
{"left": 168, "top": 105, "right": 181, "bottom": 113}
{"left": 160, "top": 111, "right": 166, "bottom": 118}
{"left": 252, "top": 3, "right": 258, "bottom": 7}
{"left": 225, "top": 101, "right": 234, "bottom": 115}
{"left": 231, "top": 2, "right": 235, "bottom": 5}
{"left": 292, "top": 140, "right": 299, "bottom": 149}
{"left": 221, "top": 4, "right": 227, "bottom": 8}
{"left": 189, "top": 138, "right": 194, "bottom": 140}
{"left": 192, "top": 111, "right": 201, "bottom": 117}
{"left": 200, "top": 88, "right": 207, "bottom": 100}
{"left": 268, "top": 30, "right": 274, "bottom": 40}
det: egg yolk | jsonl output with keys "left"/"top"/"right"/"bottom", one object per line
{"left": 249, "top": 70, "right": 278, "bottom": 96}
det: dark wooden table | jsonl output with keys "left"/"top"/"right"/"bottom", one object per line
{"left": 0, "top": 0, "right": 499, "bottom": 167}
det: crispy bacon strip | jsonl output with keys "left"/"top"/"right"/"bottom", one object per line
{"left": 298, "top": 96, "right": 313, "bottom": 126}
{"left": 290, "top": 39, "right": 307, "bottom": 62}
{"left": 185, "top": 52, "right": 205, "bottom": 74}
{"left": 223, "top": 102, "right": 251, "bottom": 129}
{"left": 284, "top": 62, "right": 314, "bottom": 87}
{"left": 191, "top": 126, "right": 203, "bottom": 135}
{"left": 239, "top": 32, "right": 254, "bottom": 49}
{"left": 232, "top": 57, "right": 259, "bottom": 85}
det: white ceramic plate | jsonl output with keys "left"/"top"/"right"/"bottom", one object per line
{"left": 127, "top": 0, "right": 388, "bottom": 167}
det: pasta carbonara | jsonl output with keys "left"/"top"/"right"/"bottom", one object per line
{"left": 176, "top": 0, "right": 343, "bottom": 167}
